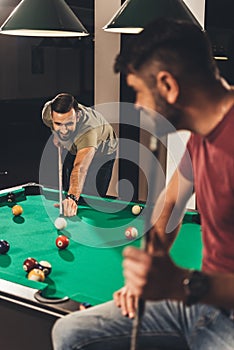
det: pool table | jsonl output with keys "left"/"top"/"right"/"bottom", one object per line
{"left": 0, "top": 183, "right": 202, "bottom": 350}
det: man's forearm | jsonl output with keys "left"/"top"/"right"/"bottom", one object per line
{"left": 169, "top": 268, "right": 234, "bottom": 309}
{"left": 68, "top": 166, "right": 87, "bottom": 199}
{"left": 124, "top": 247, "right": 234, "bottom": 310}
{"left": 149, "top": 169, "right": 193, "bottom": 253}
{"left": 149, "top": 193, "right": 182, "bottom": 253}
{"left": 68, "top": 147, "right": 95, "bottom": 198}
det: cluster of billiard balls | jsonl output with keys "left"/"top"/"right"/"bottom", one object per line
{"left": 23, "top": 257, "right": 52, "bottom": 282}
{"left": 22, "top": 235, "right": 69, "bottom": 282}
{"left": 54, "top": 217, "right": 70, "bottom": 249}
{"left": 22, "top": 219, "right": 69, "bottom": 281}
{"left": 124, "top": 205, "right": 142, "bottom": 240}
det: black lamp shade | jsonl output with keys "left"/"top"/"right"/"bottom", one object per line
{"left": 0, "top": 0, "right": 89, "bottom": 37}
{"left": 104, "top": 0, "right": 202, "bottom": 33}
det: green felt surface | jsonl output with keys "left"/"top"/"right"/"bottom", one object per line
{"left": 0, "top": 188, "right": 143, "bottom": 305}
{"left": 171, "top": 212, "right": 202, "bottom": 270}
{"left": 0, "top": 187, "right": 202, "bottom": 306}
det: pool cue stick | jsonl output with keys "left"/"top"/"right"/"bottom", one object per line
{"left": 130, "top": 133, "right": 165, "bottom": 350}
{"left": 58, "top": 145, "right": 63, "bottom": 216}
{"left": 130, "top": 208, "right": 153, "bottom": 350}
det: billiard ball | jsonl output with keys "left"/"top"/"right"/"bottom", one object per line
{"left": 0, "top": 240, "right": 10, "bottom": 254}
{"left": 12, "top": 204, "right": 23, "bottom": 216}
{"left": 132, "top": 205, "right": 142, "bottom": 215}
{"left": 7, "top": 192, "right": 16, "bottom": 203}
{"left": 38, "top": 260, "right": 52, "bottom": 276}
{"left": 125, "top": 227, "right": 138, "bottom": 240}
{"left": 27, "top": 268, "right": 45, "bottom": 282}
{"left": 54, "top": 217, "right": 67, "bottom": 230}
{"left": 23, "top": 257, "right": 39, "bottom": 272}
{"left": 56, "top": 235, "right": 69, "bottom": 249}
{"left": 79, "top": 302, "right": 92, "bottom": 310}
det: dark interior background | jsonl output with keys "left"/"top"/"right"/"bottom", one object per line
{"left": 0, "top": 0, "right": 233, "bottom": 194}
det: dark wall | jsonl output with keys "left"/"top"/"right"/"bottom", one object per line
{"left": 205, "top": 0, "right": 234, "bottom": 84}
{"left": 0, "top": 3, "right": 94, "bottom": 190}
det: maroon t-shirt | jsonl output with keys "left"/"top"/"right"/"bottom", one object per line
{"left": 180, "top": 106, "right": 234, "bottom": 273}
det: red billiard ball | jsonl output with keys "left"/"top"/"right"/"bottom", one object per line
{"left": 0, "top": 240, "right": 10, "bottom": 254}
{"left": 27, "top": 268, "right": 45, "bottom": 282}
{"left": 56, "top": 235, "right": 69, "bottom": 249}
{"left": 23, "top": 257, "right": 39, "bottom": 272}
{"left": 125, "top": 227, "right": 138, "bottom": 240}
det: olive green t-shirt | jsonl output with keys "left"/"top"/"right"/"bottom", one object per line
{"left": 42, "top": 101, "right": 118, "bottom": 156}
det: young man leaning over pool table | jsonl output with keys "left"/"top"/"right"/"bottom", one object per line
{"left": 42, "top": 93, "right": 118, "bottom": 217}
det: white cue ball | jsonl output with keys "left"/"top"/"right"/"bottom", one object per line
{"left": 54, "top": 217, "right": 67, "bottom": 230}
{"left": 132, "top": 205, "right": 142, "bottom": 215}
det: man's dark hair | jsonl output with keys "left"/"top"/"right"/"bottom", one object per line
{"left": 51, "top": 93, "right": 79, "bottom": 114}
{"left": 114, "top": 18, "right": 219, "bottom": 85}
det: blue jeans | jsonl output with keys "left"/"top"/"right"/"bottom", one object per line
{"left": 51, "top": 300, "right": 234, "bottom": 349}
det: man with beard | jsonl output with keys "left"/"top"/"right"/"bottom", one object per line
{"left": 42, "top": 93, "right": 118, "bottom": 217}
{"left": 51, "top": 19, "right": 234, "bottom": 349}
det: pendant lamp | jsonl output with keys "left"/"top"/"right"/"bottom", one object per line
{"left": 0, "top": 0, "right": 89, "bottom": 37}
{"left": 103, "top": 0, "right": 202, "bottom": 34}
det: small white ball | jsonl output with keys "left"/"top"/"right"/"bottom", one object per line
{"left": 54, "top": 217, "right": 67, "bottom": 230}
{"left": 132, "top": 205, "right": 142, "bottom": 215}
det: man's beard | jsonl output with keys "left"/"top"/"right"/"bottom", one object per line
{"left": 153, "top": 92, "right": 185, "bottom": 137}
{"left": 57, "top": 130, "right": 75, "bottom": 141}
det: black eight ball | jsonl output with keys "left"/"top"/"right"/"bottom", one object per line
{"left": 0, "top": 240, "right": 10, "bottom": 254}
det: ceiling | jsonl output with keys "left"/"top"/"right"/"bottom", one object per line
{"left": 1, "top": 0, "right": 234, "bottom": 56}
{"left": 2, "top": 0, "right": 234, "bottom": 32}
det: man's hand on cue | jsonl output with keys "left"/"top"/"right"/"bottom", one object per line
{"left": 62, "top": 197, "right": 78, "bottom": 217}
{"left": 113, "top": 286, "right": 139, "bottom": 319}
{"left": 53, "top": 199, "right": 78, "bottom": 217}
{"left": 123, "top": 246, "right": 186, "bottom": 302}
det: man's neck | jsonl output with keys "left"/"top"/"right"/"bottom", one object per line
{"left": 183, "top": 85, "right": 234, "bottom": 136}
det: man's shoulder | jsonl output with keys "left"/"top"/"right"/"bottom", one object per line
{"left": 77, "top": 103, "right": 95, "bottom": 116}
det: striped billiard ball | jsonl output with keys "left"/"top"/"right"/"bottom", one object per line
{"left": 23, "top": 257, "right": 39, "bottom": 272}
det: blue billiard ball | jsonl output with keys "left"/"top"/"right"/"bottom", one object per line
{"left": 0, "top": 240, "right": 10, "bottom": 254}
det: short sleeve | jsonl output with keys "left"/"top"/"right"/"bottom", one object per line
{"left": 42, "top": 101, "right": 53, "bottom": 129}
{"left": 74, "top": 129, "right": 98, "bottom": 151}
{"left": 178, "top": 135, "right": 194, "bottom": 182}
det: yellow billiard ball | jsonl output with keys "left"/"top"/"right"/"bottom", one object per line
{"left": 28, "top": 268, "right": 45, "bottom": 282}
{"left": 131, "top": 205, "right": 142, "bottom": 215}
{"left": 12, "top": 205, "right": 23, "bottom": 216}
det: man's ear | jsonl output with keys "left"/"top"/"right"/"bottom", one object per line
{"left": 156, "top": 71, "right": 179, "bottom": 104}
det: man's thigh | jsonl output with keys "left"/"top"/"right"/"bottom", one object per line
{"left": 187, "top": 305, "right": 234, "bottom": 350}
{"left": 52, "top": 300, "right": 189, "bottom": 350}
